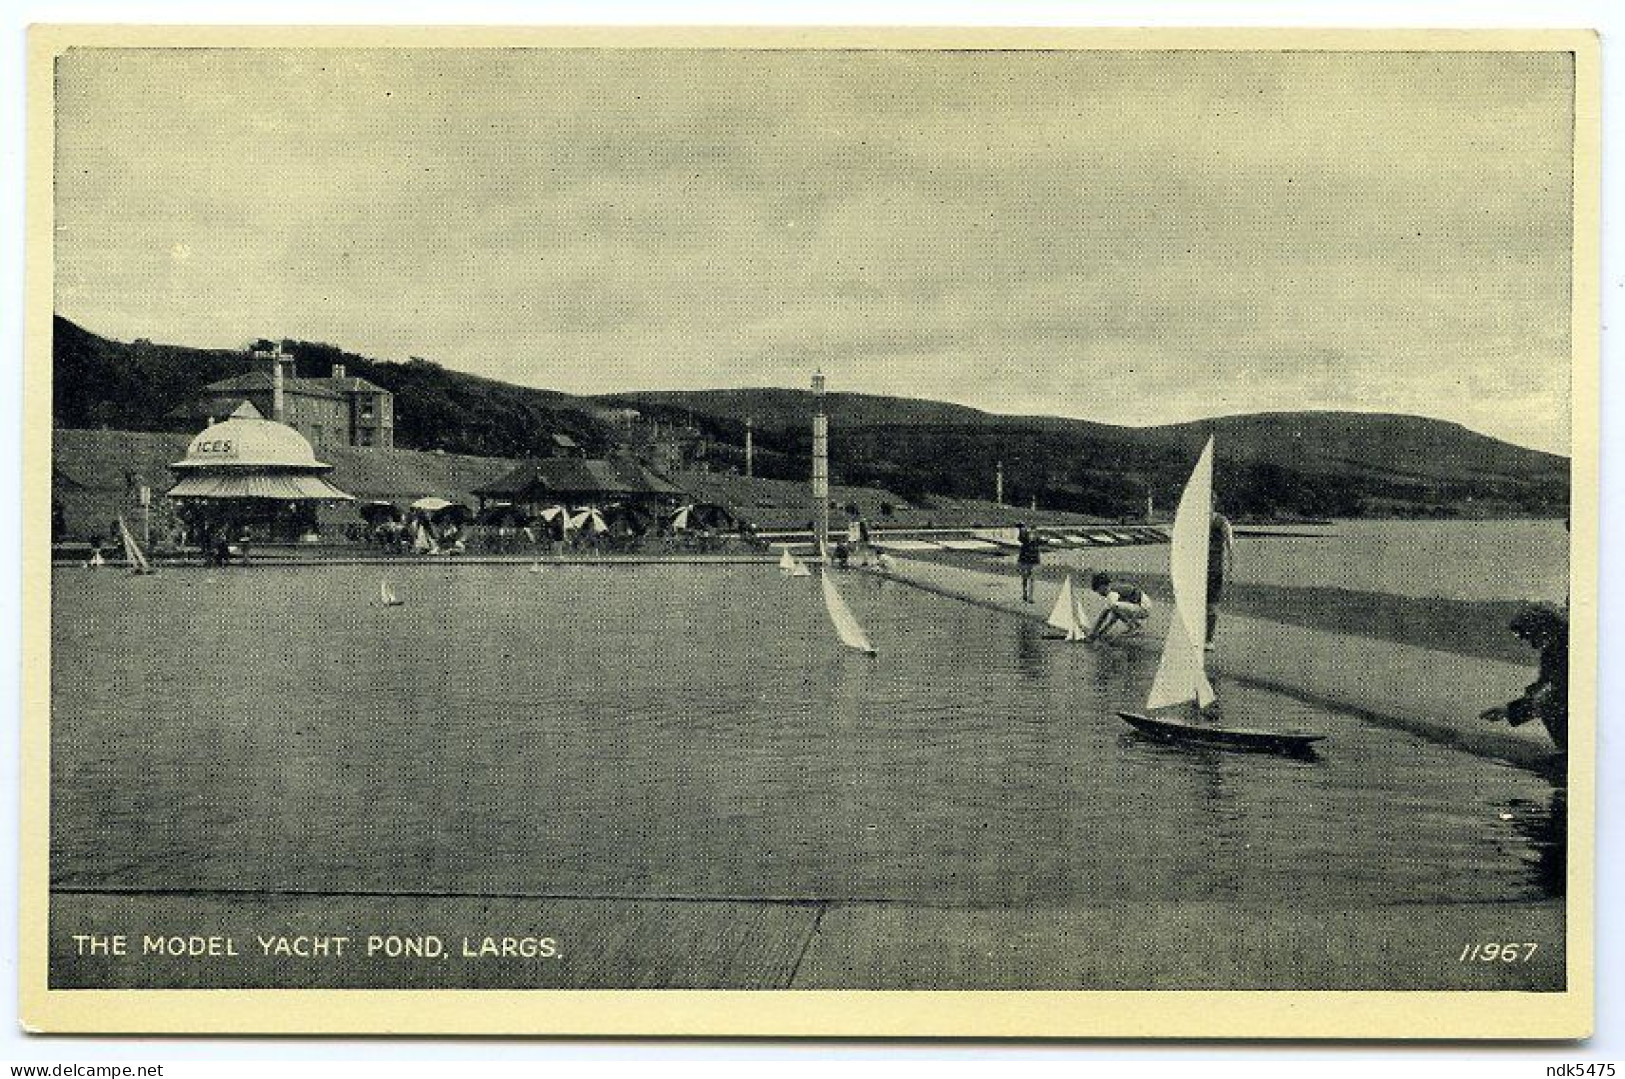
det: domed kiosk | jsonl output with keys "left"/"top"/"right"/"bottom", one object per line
{"left": 168, "top": 401, "right": 354, "bottom": 551}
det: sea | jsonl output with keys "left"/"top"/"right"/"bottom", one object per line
{"left": 50, "top": 530, "right": 1564, "bottom": 912}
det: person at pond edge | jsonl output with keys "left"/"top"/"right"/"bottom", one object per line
{"left": 1480, "top": 602, "right": 1568, "bottom": 753}
{"left": 1206, "top": 507, "right": 1235, "bottom": 650}
{"left": 1016, "top": 523, "right": 1041, "bottom": 602}
{"left": 1084, "top": 571, "right": 1154, "bottom": 642}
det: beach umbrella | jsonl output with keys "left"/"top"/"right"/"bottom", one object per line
{"left": 358, "top": 500, "right": 403, "bottom": 524}
{"left": 539, "top": 505, "right": 571, "bottom": 523}
{"left": 698, "top": 502, "right": 740, "bottom": 530}
{"left": 601, "top": 502, "right": 651, "bottom": 535}
{"left": 671, "top": 502, "right": 738, "bottom": 532}
{"left": 426, "top": 502, "right": 472, "bottom": 526}
{"left": 477, "top": 502, "right": 533, "bottom": 528}
{"left": 567, "top": 507, "right": 609, "bottom": 534}
{"left": 410, "top": 496, "right": 454, "bottom": 513}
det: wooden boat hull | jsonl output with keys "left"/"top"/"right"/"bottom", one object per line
{"left": 1118, "top": 711, "right": 1324, "bottom": 756}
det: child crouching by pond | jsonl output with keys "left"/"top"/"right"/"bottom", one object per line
{"left": 1085, "top": 571, "right": 1153, "bottom": 642}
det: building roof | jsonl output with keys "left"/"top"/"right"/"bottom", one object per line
{"left": 200, "top": 371, "right": 346, "bottom": 401}
{"left": 170, "top": 401, "right": 335, "bottom": 472}
{"left": 305, "top": 375, "right": 391, "bottom": 394}
{"left": 167, "top": 471, "right": 354, "bottom": 501}
{"left": 165, "top": 396, "right": 250, "bottom": 424}
{"left": 474, "top": 458, "right": 686, "bottom": 500}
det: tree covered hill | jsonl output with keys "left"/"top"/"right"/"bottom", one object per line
{"left": 52, "top": 316, "right": 611, "bottom": 459}
{"left": 52, "top": 317, "right": 1568, "bottom": 519}
{"left": 601, "top": 390, "right": 1569, "bottom": 520}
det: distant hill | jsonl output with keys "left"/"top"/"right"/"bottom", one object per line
{"left": 52, "top": 316, "right": 611, "bottom": 459}
{"left": 601, "top": 389, "right": 1569, "bottom": 520}
{"left": 52, "top": 317, "right": 1568, "bottom": 520}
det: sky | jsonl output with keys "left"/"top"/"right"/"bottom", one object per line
{"left": 53, "top": 46, "right": 1575, "bottom": 451}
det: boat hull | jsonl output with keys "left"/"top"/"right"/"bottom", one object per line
{"left": 1117, "top": 711, "right": 1323, "bottom": 756}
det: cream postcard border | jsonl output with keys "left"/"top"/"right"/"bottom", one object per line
{"left": 18, "top": 24, "right": 1600, "bottom": 1039}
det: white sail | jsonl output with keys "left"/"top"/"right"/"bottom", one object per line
{"left": 380, "top": 579, "right": 402, "bottom": 606}
{"left": 1145, "top": 439, "right": 1216, "bottom": 711}
{"left": 789, "top": 558, "right": 812, "bottom": 578}
{"left": 779, "top": 547, "right": 797, "bottom": 575}
{"left": 118, "top": 516, "right": 152, "bottom": 574}
{"left": 820, "top": 569, "right": 876, "bottom": 654}
{"left": 1074, "top": 577, "right": 1098, "bottom": 628}
{"left": 1046, "top": 574, "right": 1085, "bottom": 640}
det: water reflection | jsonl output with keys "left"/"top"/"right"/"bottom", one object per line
{"left": 1496, "top": 786, "right": 1566, "bottom": 899}
{"left": 1013, "top": 621, "right": 1050, "bottom": 679}
{"left": 51, "top": 564, "right": 1561, "bottom": 910}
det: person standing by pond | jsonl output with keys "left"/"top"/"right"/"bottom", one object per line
{"left": 1206, "top": 508, "right": 1235, "bottom": 650}
{"left": 1016, "top": 523, "right": 1041, "bottom": 603}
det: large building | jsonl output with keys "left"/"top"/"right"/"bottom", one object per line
{"left": 166, "top": 400, "right": 355, "bottom": 545}
{"left": 175, "top": 343, "right": 395, "bottom": 450}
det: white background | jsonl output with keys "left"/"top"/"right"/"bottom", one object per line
{"left": 1, "top": 0, "right": 1618, "bottom": 1067}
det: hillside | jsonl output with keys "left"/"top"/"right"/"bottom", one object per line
{"left": 52, "top": 317, "right": 1568, "bottom": 520}
{"left": 53, "top": 316, "right": 610, "bottom": 459}
{"left": 601, "top": 390, "right": 1568, "bottom": 520}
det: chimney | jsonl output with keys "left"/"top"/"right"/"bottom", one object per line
{"left": 332, "top": 363, "right": 346, "bottom": 380}
{"left": 270, "top": 347, "right": 286, "bottom": 422}
{"left": 744, "top": 417, "right": 754, "bottom": 478}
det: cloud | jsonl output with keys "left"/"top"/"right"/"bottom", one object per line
{"left": 54, "top": 47, "right": 1575, "bottom": 451}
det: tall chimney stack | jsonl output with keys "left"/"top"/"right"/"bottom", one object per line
{"left": 811, "top": 371, "right": 829, "bottom": 554}
{"left": 270, "top": 345, "right": 286, "bottom": 422}
{"left": 744, "top": 417, "right": 755, "bottom": 478}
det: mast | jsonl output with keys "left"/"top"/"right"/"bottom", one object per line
{"left": 811, "top": 370, "right": 829, "bottom": 554}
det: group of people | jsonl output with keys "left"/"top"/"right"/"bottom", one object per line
{"left": 1015, "top": 512, "right": 1234, "bottom": 647}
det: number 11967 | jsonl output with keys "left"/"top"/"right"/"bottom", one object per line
{"left": 1459, "top": 942, "right": 1539, "bottom": 962}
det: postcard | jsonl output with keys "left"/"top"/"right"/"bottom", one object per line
{"left": 19, "top": 25, "right": 1597, "bottom": 1038}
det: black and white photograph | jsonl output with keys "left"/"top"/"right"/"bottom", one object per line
{"left": 20, "top": 26, "right": 1597, "bottom": 1038}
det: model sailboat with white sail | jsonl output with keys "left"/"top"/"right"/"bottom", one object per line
{"left": 819, "top": 549, "right": 876, "bottom": 655}
{"left": 379, "top": 578, "right": 405, "bottom": 607}
{"left": 1117, "top": 439, "right": 1323, "bottom": 755}
{"left": 1046, "top": 574, "right": 1087, "bottom": 641}
{"left": 118, "top": 516, "right": 155, "bottom": 575}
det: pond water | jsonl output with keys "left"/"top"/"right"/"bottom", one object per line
{"left": 51, "top": 564, "right": 1561, "bottom": 909}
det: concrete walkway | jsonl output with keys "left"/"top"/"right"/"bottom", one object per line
{"left": 876, "top": 556, "right": 1561, "bottom": 771}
